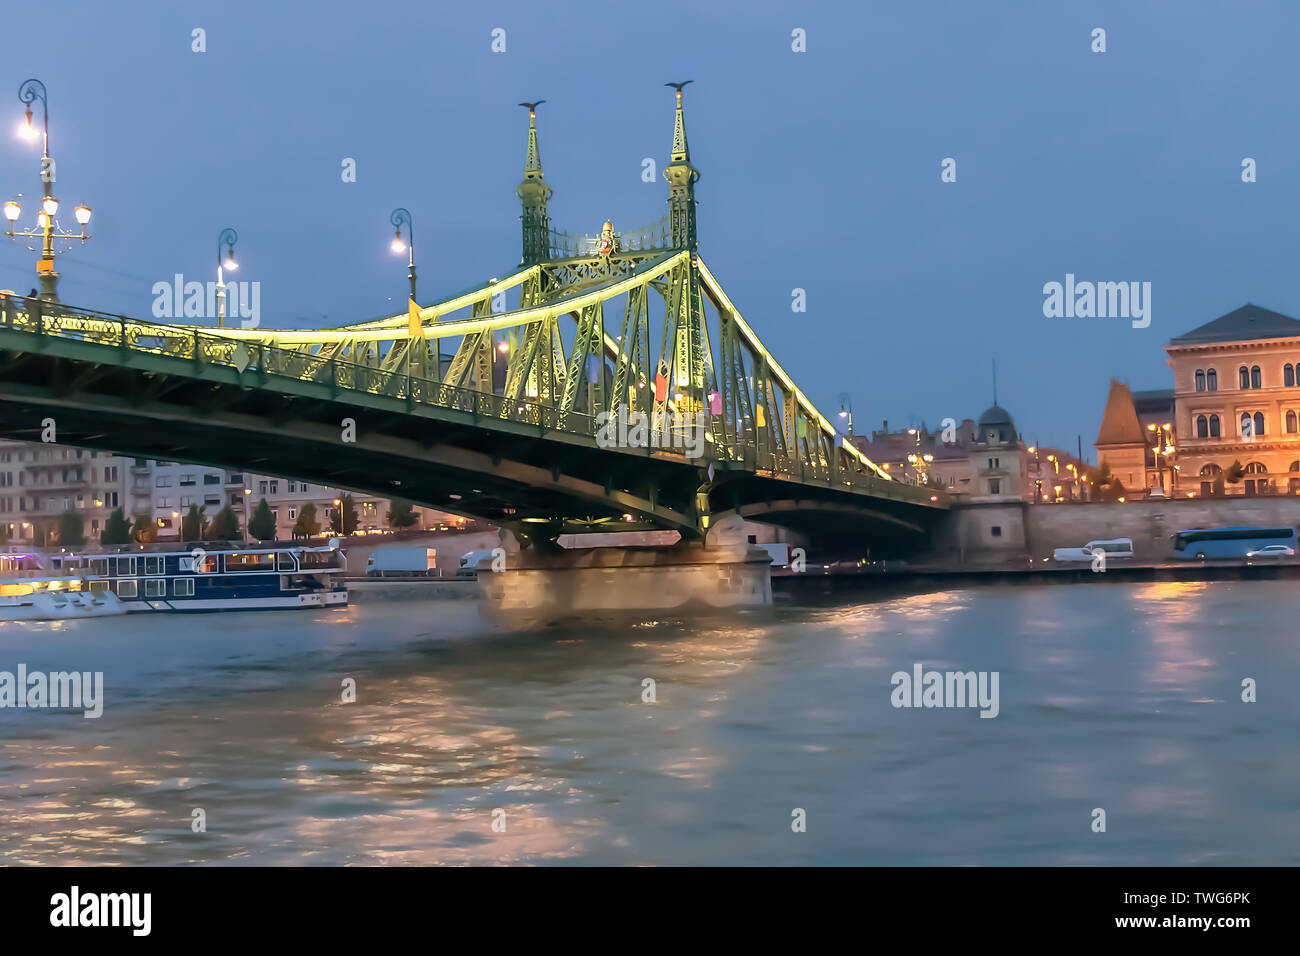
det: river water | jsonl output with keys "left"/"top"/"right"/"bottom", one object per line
{"left": 1, "top": 579, "right": 1296, "bottom": 866}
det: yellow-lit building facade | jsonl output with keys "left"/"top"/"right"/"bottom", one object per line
{"left": 1166, "top": 304, "right": 1300, "bottom": 496}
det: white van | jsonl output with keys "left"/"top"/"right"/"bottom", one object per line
{"left": 1052, "top": 538, "right": 1134, "bottom": 562}
{"left": 458, "top": 549, "right": 499, "bottom": 577}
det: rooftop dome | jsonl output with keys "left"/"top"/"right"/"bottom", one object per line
{"left": 977, "top": 404, "right": 1016, "bottom": 443}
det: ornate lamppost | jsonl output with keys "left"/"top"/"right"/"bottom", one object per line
{"left": 390, "top": 207, "right": 416, "bottom": 301}
{"left": 216, "top": 228, "right": 238, "bottom": 328}
{"left": 3, "top": 80, "right": 92, "bottom": 302}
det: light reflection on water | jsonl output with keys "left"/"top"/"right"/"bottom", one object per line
{"left": 1, "top": 580, "right": 1298, "bottom": 865}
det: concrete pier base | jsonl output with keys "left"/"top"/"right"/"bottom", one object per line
{"left": 478, "top": 541, "right": 773, "bottom": 618}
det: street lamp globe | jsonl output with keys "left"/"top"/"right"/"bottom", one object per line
{"left": 224, "top": 248, "right": 238, "bottom": 271}
{"left": 18, "top": 109, "right": 36, "bottom": 140}
{"left": 41, "top": 196, "right": 58, "bottom": 217}
{"left": 73, "top": 203, "right": 91, "bottom": 226}
{"left": 391, "top": 233, "right": 406, "bottom": 254}
{"left": 3, "top": 200, "right": 19, "bottom": 222}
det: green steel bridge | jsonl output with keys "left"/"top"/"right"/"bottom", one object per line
{"left": 0, "top": 89, "right": 948, "bottom": 549}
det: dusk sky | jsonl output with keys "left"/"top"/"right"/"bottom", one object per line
{"left": 2, "top": 0, "right": 1298, "bottom": 456}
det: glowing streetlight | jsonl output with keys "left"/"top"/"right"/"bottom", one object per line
{"left": 389, "top": 207, "right": 416, "bottom": 301}
{"left": 215, "top": 228, "right": 238, "bottom": 328}
{"left": 3, "top": 80, "right": 93, "bottom": 300}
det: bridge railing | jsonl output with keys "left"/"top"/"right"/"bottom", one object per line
{"left": 0, "top": 295, "right": 940, "bottom": 506}
{"left": 0, "top": 294, "right": 605, "bottom": 430}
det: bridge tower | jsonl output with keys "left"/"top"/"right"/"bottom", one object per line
{"left": 662, "top": 82, "right": 707, "bottom": 426}
{"left": 516, "top": 102, "right": 553, "bottom": 267}
{"left": 664, "top": 82, "right": 699, "bottom": 251}
{"left": 514, "top": 102, "right": 562, "bottom": 406}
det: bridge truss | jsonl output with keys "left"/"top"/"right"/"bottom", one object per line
{"left": 0, "top": 88, "right": 946, "bottom": 546}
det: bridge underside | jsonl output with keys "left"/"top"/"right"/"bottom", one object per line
{"left": 0, "top": 344, "right": 709, "bottom": 541}
{"left": 0, "top": 338, "right": 942, "bottom": 553}
{"left": 710, "top": 492, "right": 936, "bottom": 556}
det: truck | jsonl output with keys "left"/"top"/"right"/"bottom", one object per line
{"left": 364, "top": 547, "right": 436, "bottom": 577}
{"left": 458, "top": 549, "right": 500, "bottom": 578}
{"left": 1052, "top": 538, "right": 1134, "bottom": 562}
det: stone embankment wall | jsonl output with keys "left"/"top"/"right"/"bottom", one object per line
{"left": 927, "top": 496, "right": 1300, "bottom": 565}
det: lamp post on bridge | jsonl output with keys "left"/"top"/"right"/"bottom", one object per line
{"left": 390, "top": 207, "right": 417, "bottom": 302}
{"left": 837, "top": 392, "right": 855, "bottom": 438}
{"left": 390, "top": 208, "right": 419, "bottom": 398}
{"left": 216, "top": 228, "right": 238, "bottom": 328}
{"left": 3, "top": 79, "right": 93, "bottom": 303}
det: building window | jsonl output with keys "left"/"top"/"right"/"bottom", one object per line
{"left": 988, "top": 479, "right": 1001, "bottom": 495}
{"left": 1196, "top": 415, "right": 1208, "bottom": 438}
{"left": 1240, "top": 366, "right": 1250, "bottom": 389}
{"left": 1206, "top": 368, "right": 1218, "bottom": 391}
{"left": 1209, "top": 414, "right": 1221, "bottom": 438}
{"left": 1252, "top": 365, "right": 1262, "bottom": 389}
{"left": 990, "top": 525, "right": 1002, "bottom": 537}
{"left": 1289, "top": 411, "right": 1298, "bottom": 434}
{"left": 1255, "top": 411, "right": 1265, "bottom": 436}
{"left": 988, "top": 457, "right": 1000, "bottom": 469}
{"left": 1287, "top": 364, "right": 1296, "bottom": 388}
{"left": 1195, "top": 369, "right": 1205, "bottom": 392}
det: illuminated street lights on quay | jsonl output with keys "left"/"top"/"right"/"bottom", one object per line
{"left": 3, "top": 79, "right": 92, "bottom": 302}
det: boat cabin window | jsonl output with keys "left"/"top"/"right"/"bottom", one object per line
{"left": 299, "top": 550, "right": 338, "bottom": 569}
{"left": 276, "top": 552, "right": 296, "bottom": 571}
{"left": 226, "top": 552, "right": 275, "bottom": 571}
{"left": 90, "top": 558, "right": 109, "bottom": 576}
{"left": 117, "top": 580, "right": 138, "bottom": 598}
{"left": 144, "top": 556, "right": 165, "bottom": 575}
{"left": 88, "top": 580, "right": 110, "bottom": 593}
{"left": 173, "top": 578, "right": 194, "bottom": 596}
{"left": 182, "top": 555, "right": 219, "bottom": 573}
{"left": 145, "top": 579, "right": 166, "bottom": 597}
{"left": 113, "top": 557, "right": 137, "bottom": 576}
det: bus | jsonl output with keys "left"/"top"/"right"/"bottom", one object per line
{"left": 1171, "top": 526, "right": 1298, "bottom": 559}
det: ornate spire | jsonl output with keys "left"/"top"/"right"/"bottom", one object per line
{"left": 516, "top": 101, "right": 552, "bottom": 265}
{"left": 520, "top": 100, "right": 545, "bottom": 177}
{"left": 663, "top": 82, "right": 699, "bottom": 251}
{"left": 667, "top": 81, "right": 691, "bottom": 162}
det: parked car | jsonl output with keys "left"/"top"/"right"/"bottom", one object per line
{"left": 1052, "top": 538, "right": 1134, "bottom": 562}
{"left": 1245, "top": 544, "right": 1295, "bottom": 560}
